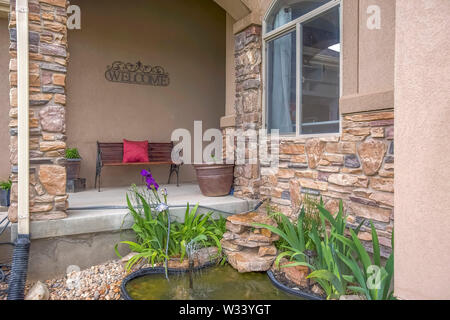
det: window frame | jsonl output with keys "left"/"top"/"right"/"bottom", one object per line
{"left": 262, "top": 0, "right": 343, "bottom": 138}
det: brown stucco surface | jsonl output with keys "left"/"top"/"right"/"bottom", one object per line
{"left": 0, "top": 18, "right": 9, "bottom": 181}
{"left": 66, "top": 0, "right": 226, "bottom": 188}
{"left": 395, "top": 0, "right": 450, "bottom": 300}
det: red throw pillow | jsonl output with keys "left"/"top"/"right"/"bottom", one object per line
{"left": 123, "top": 139, "right": 149, "bottom": 163}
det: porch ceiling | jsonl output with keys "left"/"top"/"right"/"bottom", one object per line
{"left": 213, "top": 0, "right": 250, "bottom": 21}
{"left": 0, "top": 0, "right": 254, "bottom": 21}
{"left": 0, "top": 0, "right": 9, "bottom": 19}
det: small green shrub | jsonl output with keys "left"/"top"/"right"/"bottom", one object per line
{"left": 171, "top": 204, "right": 226, "bottom": 262}
{"left": 255, "top": 208, "right": 311, "bottom": 265}
{"left": 65, "top": 148, "right": 81, "bottom": 159}
{"left": 117, "top": 182, "right": 226, "bottom": 272}
{"left": 305, "top": 200, "right": 363, "bottom": 299}
{"left": 334, "top": 222, "right": 395, "bottom": 300}
{"left": 0, "top": 180, "right": 12, "bottom": 191}
{"left": 259, "top": 198, "right": 395, "bottom": 300}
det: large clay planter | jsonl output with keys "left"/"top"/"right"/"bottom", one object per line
{"left": 66, "top": 159, "right": 81, "bottom": 180}
{"left": 194, "top": 164, "right": 234, "bottom": 197}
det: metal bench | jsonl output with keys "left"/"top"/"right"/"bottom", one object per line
{"left": 95, "top": 141, "right": 181, "bottom": 192}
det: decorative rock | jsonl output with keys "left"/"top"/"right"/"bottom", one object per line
{"left": 328, "top": 174, "right": 369, "bottom": 188}
{"left": 25, "top": 281, "right": 50, "bottom": 300}
{"left": 258, "top": 245, "right": 277, "bottom": 257}
{"left": 289, "top": 179, "right": 301, "bottom": 206}
{"left": 8, "top": 203, "right": 18, "bottom": 223}
{"left": 280, "top": 143, "right": 306, "bottom": 155}
{"left": 305, "top": 139, "right": 326, "bottom": 169}
{"left": 223, "top": 231, "right": 279, "bottom": 248}
{"left": 277, "top": 169, "right": 295, "bottom": 179}
{"left": 40, "top": 141, "right": 66, "bottom": 152}
{"left": 345, "top": 111, "right": 394, "bottom": 122}
{"left": 226, "top": 248, "right": 276, "bottom": 273}
{"left": 39, "top": 165, "right": 67, "bottom": 195}
{"left": 226, "top": 221, "right": 246, "bottom": 234}
{"left": 371, "top": 127, "right": 385, "bottom": 138}
{"left": 280, "top": 261, "right": 309, "bottom": 287}
{"left": 370, "top": 177, "right": 394, "bottom": 193}
{"left": 358, "top": 139, "right": 387, "bottom": 176}
{"left": 348, "top": 202, "right": 392, "bottom": 223}
{"left": 344, "top": 127, "right": 371, "bottom": 136}
{"left": 295, "top": 171, "right": 318, "bottom": 180}
{"left": 39, "top": 106, "right": 66, "bottom": 133}
{"left": 369, "top": 191, "right": 394, "bottom": 207}
{"left": 193, "top": 247, "right": 219, "bottom": 266}
{"left": 298, "top": 179, "right": 328, "bottom": 192}
{"left": 325, "top": 142, "right": 356, "bottom": 154}
{"left": 221, "top": 239, "right": 243, "bottom": 252}
{"left": 386, "top": 127, "right": 394, "bottom": 140}
{"left": 344, "top": 155, "right": 361, "bottom": 168}
{"left": 227, "top": 212, "right": 276, "bottom": 228}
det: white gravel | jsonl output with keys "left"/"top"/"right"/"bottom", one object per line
{"left": 1, "top": 260, "right": 128, "bottom": 301}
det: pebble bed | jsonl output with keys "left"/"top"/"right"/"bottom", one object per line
{"left": 0, "top": 260, "right": 128, "bottom": 301}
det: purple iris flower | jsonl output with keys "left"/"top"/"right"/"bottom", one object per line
{"left": 141, "top": 169, "right": 159, "bottom": 191}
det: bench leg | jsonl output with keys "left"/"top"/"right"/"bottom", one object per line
{"left": 95, "top": 167, "right": 102, "bottom": 192}
{"left": 168, "top": 165, "right": 174, "bottom": 185}
{"left": 168, "top": 165, "right": 181, "bottom": 187}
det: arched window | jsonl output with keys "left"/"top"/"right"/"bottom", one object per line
{"left": 263, "top": 0, "right": 341, "bottom": 136}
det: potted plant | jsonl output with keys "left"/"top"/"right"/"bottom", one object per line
{"left": 0, "top": 179, "right": 12, "bottom": 207}
{"left": 194, "top": 154, "right": 234, "bottom": 197}
{"left": 65, "top": 148, "right": 82, "bottom": 180}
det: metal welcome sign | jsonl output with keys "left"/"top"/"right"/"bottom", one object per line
{"left": 105, "top": 61, "right": 170, "bottom": 87}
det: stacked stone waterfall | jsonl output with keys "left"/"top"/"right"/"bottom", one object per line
{"left": 221, "top": 212, "right": 279, "bottom": 273}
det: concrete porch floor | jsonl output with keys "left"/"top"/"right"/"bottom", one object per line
{"left": 69, "top": 183, "right": 250, "bottom": 209}
{"left": 10, "top": 183, "right": 258, "bottom": 242}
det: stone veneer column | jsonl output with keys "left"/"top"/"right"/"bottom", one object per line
{"left": 8, "top": 0, "right": 69, "bottom": 222}
{"left": 232, "top": 25, "right": 263, "bottom": 200}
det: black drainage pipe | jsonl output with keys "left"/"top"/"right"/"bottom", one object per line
{"left": 7, "top": 234, "right": 30, "bottom": 300}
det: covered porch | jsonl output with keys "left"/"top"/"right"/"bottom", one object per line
{"left": 1, "top": 0, "right": 260, "bottom": 281}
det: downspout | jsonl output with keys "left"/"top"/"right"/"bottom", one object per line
{"left": 7, "top": 0, "right": 31, "bottom": 300}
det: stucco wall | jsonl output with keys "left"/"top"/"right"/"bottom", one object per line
{"left": 395, "top": 0, "right": 450, "bottom": 300}
{"left": 0, "top": 18, "right": 9, "bottom": 182}
{"left": 66, "top": 0, "right": 226, "bottom": 188}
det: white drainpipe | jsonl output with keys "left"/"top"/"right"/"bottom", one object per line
{"left": 16, "top": 0, "right": 30, "bottom": 236}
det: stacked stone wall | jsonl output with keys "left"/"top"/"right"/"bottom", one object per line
{"left": 8, "top": 0, "right": 69, "bottom": 222}
{"left": 232, "top": 25, "right": 394, "bottom": 256}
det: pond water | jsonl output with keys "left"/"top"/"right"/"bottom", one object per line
{"left": 125, "top": 264, "right": 303, "bottom": 300}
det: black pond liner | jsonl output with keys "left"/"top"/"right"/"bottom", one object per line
{"left": 121, "top": 262, "right": 217, "bottom": 300}
{"left": 267, "top": 270, "right": 324, "bottom": 301}
{"left": 121, "top": 262, "right": 324, "bottom": 301}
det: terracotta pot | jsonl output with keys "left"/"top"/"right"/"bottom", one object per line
{"left": 66, "top": 159, "right": 81, "bottom": 180}
{"left": 194, "top": 164, "right": 234, "bottom": 197}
